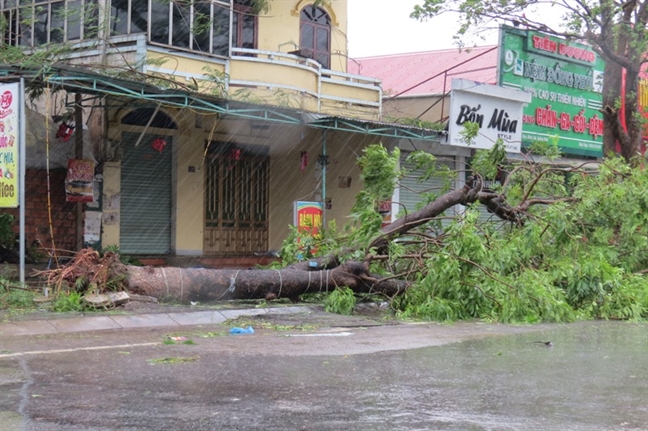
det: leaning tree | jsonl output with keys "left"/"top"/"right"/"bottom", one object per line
{"left": 412, "top": 0, "right": 648, "bottom": 162}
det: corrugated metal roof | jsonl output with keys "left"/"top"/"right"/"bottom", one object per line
{"left": 307, "top": 114, "right": 446, "bottom": 142}
{"left": 349, "top": 46, "right": 499, "bottom": 97}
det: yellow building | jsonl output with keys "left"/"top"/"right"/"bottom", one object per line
{"left": 1, "top": 0, "right": 443, "bottom": 265}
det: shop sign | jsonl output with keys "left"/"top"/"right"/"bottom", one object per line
{"left": 0, "top": 83, "right": 20, "bottom": 208}
{"left": 448, "top": 78, "right": 530, "bottom": 153}
{"left": 293, "top": 201, "right": 323, "bottom": 234}
{"left": 499, "top": 25, "right": 606, "bottom": 157}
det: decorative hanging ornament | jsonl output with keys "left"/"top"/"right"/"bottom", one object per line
{"left": 230, "top": 148, "right": 242, "bottom": 161}
{"left": 227, "top": 148, "right": 242, "bottom": 171}
{"left": 56, "top": 122, "right": 75, "bottom": 142}
{"left": 300, "top": 151, "right": 308, "bottom": 171}
{"left": 151, "top": 137, "right": 167, "bottom": 153}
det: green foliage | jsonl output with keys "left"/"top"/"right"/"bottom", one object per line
{"left": 324, "top": 286, "right": 356, "bottom": 315}
{"left": 0, "top": 278, "right": 36, "bottom": 308}
{"left": 101, "top": 245, "right": 141, "bottom": 266}
{"left": 0, "top": 213, "right": 14, "bottom": 248}
{"left": 249, "top": 0, "right": 270, "bottom": 14}
{"left": 51, "top": 291, "right": 86, "bottom": 312}
{"left": 527, "top": 136, "right": 562, "bottom": 160}
{"left": 470, "top": 140, "right": 506, "bottom": 179}
{"left": 349, "top": 145, "right": 401, "bottom": 246}
{"left": 201, "top": 66, "right": 229, "bottom": 97}
{"left": 346, "top": 145, "right": 648, "bottom": 323}
{"left": 270, "top": 143, "right": 647, "bottom": 324}
{"left": 275, "top": 225, "right": 316, "bottom": 265}
{"left": 357, "top": 144, "right": 400, "bottom": 203}
{"left": 458, "top": 121, "right": 481, "bottom": 146}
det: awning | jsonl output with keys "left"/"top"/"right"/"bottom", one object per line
{"left": 306, "top": 114, "right": 445, "bottom": 142}
{"left": 0, "top": 63, "right": 445, "bottom": 142}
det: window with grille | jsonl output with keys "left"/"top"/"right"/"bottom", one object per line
{"left": 1, "top": 0, "right": 98, "bottom": 46}
{"left": 0, "top": 0, "right": 245, "bottom": 57}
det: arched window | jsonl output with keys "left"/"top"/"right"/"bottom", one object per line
{"left": 300, "top": 5, "right": 330, "bottom": 69}
{"left": 233, "top": 0, "right": 257, "bottom": 51}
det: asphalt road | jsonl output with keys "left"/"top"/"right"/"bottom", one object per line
{"left": 0, "top": 306, "right": 635, "bottom": 431}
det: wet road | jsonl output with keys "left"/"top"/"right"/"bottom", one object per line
{"left": 0, "top": 317, "right": 646, "bottom": 430}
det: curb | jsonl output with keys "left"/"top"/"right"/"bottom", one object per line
{"left": 0, "top": 306, "right": 312, "bottom": 337}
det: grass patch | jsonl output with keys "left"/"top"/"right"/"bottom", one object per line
{"left": 0, "top": 277, "right": 37, "bottom": 309}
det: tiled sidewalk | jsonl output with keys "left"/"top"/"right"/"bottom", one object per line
{"left": 0, "top": 306, "right": 309, "bottom": 337}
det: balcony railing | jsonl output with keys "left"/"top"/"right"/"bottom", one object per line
{"left": 228, "top": 48, "right": 382, "bottom": 118}
{"left": 64, "top": 36, "right": 383, "bottom": 119}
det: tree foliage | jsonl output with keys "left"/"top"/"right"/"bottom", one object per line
{"left": 412, "top": 0, "right": 648, "bottom": 162}
{"left": 280, "top": 143, "right": 648, "bottom": 323}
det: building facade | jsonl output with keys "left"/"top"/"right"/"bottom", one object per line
{"left": 2, "top": 0, "right": 444, "bottom": 266}
{"left": 351, "top": 28, "right": 608, "bottom": 221}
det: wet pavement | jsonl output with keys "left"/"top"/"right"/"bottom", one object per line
{"left": 0, "top": 305, "right": 646, "bottom": 430}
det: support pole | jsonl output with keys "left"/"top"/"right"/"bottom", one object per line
{"left": 75, "top": 93, "right": 83, "bottom": 251}
{"left": 321, "top": 129, "right": 327, "bottom": 225}
{"left": 19, "top": 78, "right": 26, "bottom": 285}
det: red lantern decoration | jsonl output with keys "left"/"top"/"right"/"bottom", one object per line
{"left": 300, "top": 151, "right": 308, "bottom": 171}
{"left": 56, "top": 122, "right": 75, "bottom": 142}
{"left": 151, "top": 137, "right": 167, "bottom": 153}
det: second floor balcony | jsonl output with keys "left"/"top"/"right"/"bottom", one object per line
{"left": 0, "top": 0, "right": 382, "bottom": 120}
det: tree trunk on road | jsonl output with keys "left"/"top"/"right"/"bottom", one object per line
{"left": 126, "top": 261, "right": 408, "bottom": 303}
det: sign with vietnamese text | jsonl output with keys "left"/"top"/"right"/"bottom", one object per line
{"left": 499, "top": 25, "right": 605, "bottom": 157}
{"left": 293, "top": 201, "right": 323, "bottom": 234}
{"left": 447, "top": 78, "right": 531, "bottom": 153}
{"left": 0, "top": 83, "right": 20, "bottom": 208}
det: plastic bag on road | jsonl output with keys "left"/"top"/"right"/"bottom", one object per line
{"left": 229, "top": 326, "right": 255, "bottom": 335}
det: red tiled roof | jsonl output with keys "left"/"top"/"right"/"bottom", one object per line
{"left": 349, "top": 46, "right": 499, "bottom": 97}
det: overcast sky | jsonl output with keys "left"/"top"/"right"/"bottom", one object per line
{"left": 346, "top": 0, "right": 562, "bottom": 59}
{"left": 347, "top": 0, "right": 499, "bottom": 58}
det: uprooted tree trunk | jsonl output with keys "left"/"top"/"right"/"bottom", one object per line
{"left": 127, "top": 178, "right": 526, "bottom": 302}
{"left": 126, "top": 261, "right": 407, "bottom": 303}
{"left": 42, "top": 177, "right": 528, "bottom": 303}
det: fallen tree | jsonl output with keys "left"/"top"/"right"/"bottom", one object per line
{"left": 126, "top": 261, "right": 407, "bottom": 302}
{"left": 40, "top": 143, "right": 648, "bottom": 322}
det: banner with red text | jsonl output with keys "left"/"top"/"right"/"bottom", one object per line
{"left": 293, "top": 201, "right": 323, "bottom": 235}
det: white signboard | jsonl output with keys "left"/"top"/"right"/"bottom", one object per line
{"left": 0, "top": 83, "right": 20, "bottom": 207}
{"left": 447, "top": 79, "right": 531, "bottom": 153}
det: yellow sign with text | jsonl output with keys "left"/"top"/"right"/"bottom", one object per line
{"left": 0, "top": 83, "right": 19, "bottom": 208}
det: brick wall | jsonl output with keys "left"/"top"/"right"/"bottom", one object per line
{"left": 3, "top": 168, "right": 79, "bottom": 258}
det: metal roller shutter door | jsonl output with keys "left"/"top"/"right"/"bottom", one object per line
{"left": 120, "top": 132, "right": 172, "bottom": 254}
{"left": 399, "top": 152, "right": 456, "bottom": 222}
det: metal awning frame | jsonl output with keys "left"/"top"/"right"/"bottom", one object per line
{"left": 0, "top": 63, "right": 444, "bottom": 142}
{"left": 307, "top": 116, "right": 445, "bottom": 142}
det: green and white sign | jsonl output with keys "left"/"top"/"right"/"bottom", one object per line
{"left": 498, "top": 26, "right": 605, "bottom": 157}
